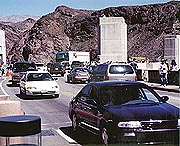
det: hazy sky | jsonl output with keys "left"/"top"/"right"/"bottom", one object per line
{"left": 1, "top": 0, "right": 171, "bottom": 16}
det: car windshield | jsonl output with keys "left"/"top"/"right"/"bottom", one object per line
{"left": 109, "top": 65, "right": 134, "bottom": 74}
{"left": 27, "top": 73, "right": 53, "bottom": 81}
{"left": 53, "top": 63, "right": 62, "bottom": 67}
{"left": 75, "top": 68, "right": 89, "bottom": 73}
{"left": 99, "top": 85, "right": 160, "bottom": 106}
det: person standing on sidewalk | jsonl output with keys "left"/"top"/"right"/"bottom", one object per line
{"left": 159, "top": 59, "right": 169, "bottom": 86}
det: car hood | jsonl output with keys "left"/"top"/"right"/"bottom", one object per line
{"left": 105, "top": 103, "right": 179, "bottom": 121}
{"left": 26, "top": 81, "right": 59, "bottom": 89}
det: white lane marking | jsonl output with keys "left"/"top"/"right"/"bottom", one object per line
{"left": 41, "top": 122, "right": 72, "bottom": 126}
{"left": 56, "top": 129, "right": 77, "bottom": 144}
{"left": 0, "top": 77, "right": 9, "bottom": 95}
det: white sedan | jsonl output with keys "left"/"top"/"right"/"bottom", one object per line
{"left": 19, "top": 71, "right": 60, "bottom": 98}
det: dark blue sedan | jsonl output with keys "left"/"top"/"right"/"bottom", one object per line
{"left": 69, "top": 81, "right": 179, "bottom": 145}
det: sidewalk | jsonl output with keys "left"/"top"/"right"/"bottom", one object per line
{"left": 141, "top": 81, "right": 180, "bottom": 93}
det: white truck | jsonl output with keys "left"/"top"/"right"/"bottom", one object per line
{"left": 56, "top": 51, "right": 90, "bottom": 66}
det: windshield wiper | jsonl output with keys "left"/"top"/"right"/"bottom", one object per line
{"left": 122, "top": 100, "right": 158, "bottom": 106}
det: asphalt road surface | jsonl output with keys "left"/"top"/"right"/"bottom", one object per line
{"left": 0, "top": 76, "right": 179, "bottom": 145}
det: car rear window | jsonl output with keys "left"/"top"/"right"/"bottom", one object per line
{"left": 75, "top": 68, "right": 89, "bottom": 73}
{"left": 109, "top": 65, "right": 134, "bottom": 74}
{"left": 13, "top": 62, "right": 36, "bottom": 71}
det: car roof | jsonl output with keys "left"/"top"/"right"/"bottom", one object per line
{"left": 88, "top": 80, "right": 147, "bottom": 87}
{"left": 26, "top": 71, "right": 49, "bottom": 74}
{"left": 14, "top": 61, "right": 35, "bottom": 64}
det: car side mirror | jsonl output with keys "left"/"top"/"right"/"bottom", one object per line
{"left": 160, "top": 96, "right": 169, "bottom": 102}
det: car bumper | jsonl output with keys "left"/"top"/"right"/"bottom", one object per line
{"left": 120, "top": 128, "right": 179, "bottom": 144}
{"left": 74, "top": 77, "right": 89, "bottom": 82}
{"left": 26, "top": 90, "right": 60, "bottom": 96}
{"left": 50, "top": 70, "right": 64, "bottom": 75}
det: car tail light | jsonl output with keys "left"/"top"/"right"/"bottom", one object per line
{"left": 62, "top": 67, "right": 65, "bottom": 71}
{"left": 105, "top": 75, "right": 109, "bottom": 80}
{"left": 135, "top": 75, "right": 138, "bottom": 81}
{"left": 75, "top": 73, "right": 80, "bottom": 77}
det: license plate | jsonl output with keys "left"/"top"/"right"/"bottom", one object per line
{"left": 41, "top": 90, "right": 47, "bottom": 93}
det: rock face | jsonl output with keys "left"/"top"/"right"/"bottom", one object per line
{"left": 1, "top": 1, "right": 180, "bottom": 64}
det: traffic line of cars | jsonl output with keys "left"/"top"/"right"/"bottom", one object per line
{"left": 64, "top": 61, "right": 138, "bottom": 84}
{"left": 9, "top": 61, "right": 180, "bottom": 145}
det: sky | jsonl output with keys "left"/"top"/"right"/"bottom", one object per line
{"left": 0, "top": 0, "right": 173, "bottom": 16}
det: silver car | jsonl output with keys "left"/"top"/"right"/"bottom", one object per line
{"left": 90, "top": 62, "right": 137, "bottom": 82}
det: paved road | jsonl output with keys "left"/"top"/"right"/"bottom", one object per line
{"left": 0, "top": 76, "right": 179, "bottom": 146}
{"left": 0, "top": 76, "right": 82, "bottom": 146}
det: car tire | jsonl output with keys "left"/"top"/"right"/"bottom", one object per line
{"left": 54, "top": 94, "right": 59, "bottom": 98}
{"left": 71, "top": 78, "right": 74, "bottom": 84}
{"left": 72, "top": 113, "right": 78, "bottom": 131}
{"left": 12, "top": 81, "right": 17, "bottom": 85}
{"left": 20, "top": 87, "right": 23, "bottom": 95}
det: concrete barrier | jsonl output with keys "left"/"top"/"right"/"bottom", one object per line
{"left": 0, "top": 95, "right": 22, "bottom": 145}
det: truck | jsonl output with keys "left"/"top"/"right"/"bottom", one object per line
{"left": 56, "top": 51, "right": 90, "bottom": 66}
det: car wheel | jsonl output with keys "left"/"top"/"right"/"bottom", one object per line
{"left": 71, "top": 78, "right": 74, "bottom": 84}
{"left": 101, "top": 127, "right": 109, "bottom": 146}
{"left": 67, "top": 76, "right": 70, "bottom": 83}
{"left": 72, "top": 113, "right": 78, "bottom": 131}
{"left": 54, "top": 94, "right": 59, "bottom": 98}
{"left": 20, "top": 87, "right": 23, "bottom": 95}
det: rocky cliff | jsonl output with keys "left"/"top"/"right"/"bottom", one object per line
{"left": 1, "top": 1, "right": 180, "bottom": 64}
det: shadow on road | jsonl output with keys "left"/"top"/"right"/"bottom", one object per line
{"left": 60, "top": 126, "right": 102, "bottom": 145}
{"left": 15, "top": 94, "right": 59, "bottom": 100}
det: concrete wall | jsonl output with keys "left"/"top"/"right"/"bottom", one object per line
{"left": 0, "top": 30, "right": 6, "bottom": 65}
{"left": 99, "top": 17, "right": 127, "bottom": 63}
{"left": 164, "top": 35, "right": 180, "bottom": 70}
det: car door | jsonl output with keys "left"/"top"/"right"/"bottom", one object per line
{"left": 74, "top": 85, "right": 92, "bottom": 124}
{"left": 80, "top": 85, "right": 102, "bottom": 130}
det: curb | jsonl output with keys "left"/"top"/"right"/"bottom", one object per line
{"left": 149, "top": 85, "right": 180, "bottom": 93}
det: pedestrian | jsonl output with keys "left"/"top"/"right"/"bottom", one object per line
{"left": 130, "top": 58, "right": 138, "bottom": 73}
{"left": 170, "top": 59, "right": 177, "bottom": 71}
{"left": 159, "top": 59, "right": 168, "bottom": 86}
{"left": 169, "top": 59, "right": 178, "bottom": 84}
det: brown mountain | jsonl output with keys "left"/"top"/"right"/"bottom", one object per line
{"left": 1, "top": 1, "right": 180, "bottom": 64}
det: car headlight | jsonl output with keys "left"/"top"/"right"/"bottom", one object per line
{"left": 52, "top": 85, "right": 59, "bottom": 89}
{"left": 27, "top": 86, "right": 37, "bottom": 90}
{"left": 118, "top": 121, "right": 142, "bottom": 128}
{"left": 178, "top": 119, "right": 180, "bottom": 128}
